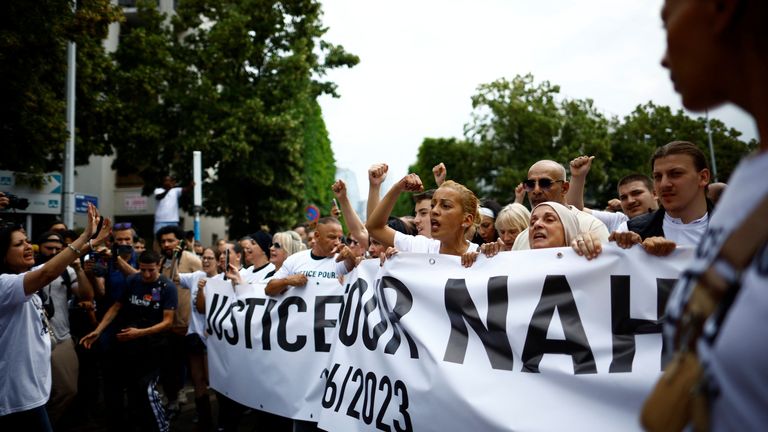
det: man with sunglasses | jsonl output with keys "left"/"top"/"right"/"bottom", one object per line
{"left": 512, "top": 160, "right": 609, "bottom": 250}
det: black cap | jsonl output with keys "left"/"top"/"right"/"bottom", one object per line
{"left": 250, "top": 231, "right": 272, "bottom": 256}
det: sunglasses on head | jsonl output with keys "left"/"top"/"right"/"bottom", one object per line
{"left": 523, "top": 178, "right": 564, "bottom": 191}
{"left": 114, "top": 222, "right": 132, "bottom": 230}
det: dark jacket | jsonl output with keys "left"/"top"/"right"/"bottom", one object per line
{"left": 626, "top": 199, "right": 715, "bottom": 240}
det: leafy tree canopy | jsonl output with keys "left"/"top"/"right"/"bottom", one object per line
{"left": 408, "top": 74, "right": 754, "bottom": 211}
{"left": 0, "top": 0, "right": 122, "bottom": 180}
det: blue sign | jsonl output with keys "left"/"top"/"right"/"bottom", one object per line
{"left": 305, "top": 204, "right": 320, "bottom": 222}
{"left": 75, "top": 194, "right": 99, "bottom": 213}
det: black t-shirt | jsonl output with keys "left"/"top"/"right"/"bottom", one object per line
{"left": 119, "top": 274, "right": 178, "bottom": 330}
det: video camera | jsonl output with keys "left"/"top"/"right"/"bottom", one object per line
{"left": 1, "top": 192, "right": 29, "bottom": 210}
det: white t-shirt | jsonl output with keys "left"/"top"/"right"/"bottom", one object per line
{"left": 154, "top": 187, "right": 183, "bottom": 223}
{"left": 664, "top": 151, "right": 768, "bottom": 431}
{"left": 178, "top": 270, "right": 209, "bottom": 341}
{"left": 0, "top": 273, "right": 52, "bottom": 415}
{"left": 615, "top": 211, "right": 709, "bottom": 247}
{"left": 393, "top": 231, "right": 479, "bottom": 254}
{"left": 272, "top": 250, "right": 348, "bottom": 292}
{"left": 513, "top": 205, "right": 610, "bottom": 250}
{"left": 589, "top": 209, "right": 628, "bottom": 233}
{"left": 243, "top": 262, "right": 276, "bottom": 284}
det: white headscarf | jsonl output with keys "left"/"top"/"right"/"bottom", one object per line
{"left": 531, "top": 201, "right": 580, "bottom": 246}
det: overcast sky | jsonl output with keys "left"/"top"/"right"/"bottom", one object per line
{"left": 317, "top": 0, "right": 757, "bottom": 202}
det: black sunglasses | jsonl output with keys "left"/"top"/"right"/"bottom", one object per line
{"left": 272, "top": 242, "right": 282, "bottom": 249}
{"left": 523, "top": 178, "right": 564, "bottom": 191}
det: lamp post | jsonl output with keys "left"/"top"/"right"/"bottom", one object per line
{"left": 705, "top": 110, "right": 719, "bottom": 182}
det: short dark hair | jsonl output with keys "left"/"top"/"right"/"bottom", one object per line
{"left": 387, "top": 216, "right": 417, "bottom": 235}
{"left": 156, "top": 225, "right": 184, "bottom": 243}
{"left": 138, "top": 250, "right": 162, "bottom": 264}
{"left": 651, "top": 141, "right": 709, "bottom": 172}
{"left": 37, "top": 231, "right": 64, "bottom": 246}
{"left": 0, "top": 221, "right": 25, "bottom": 274}
{"left": 413, "top": 189, "right": 435, "bottom": 204}
{"left": 617, "top": 174, "right": 653, "bottom": 193}
{"left": 232, "top": 242, "right": 244, "bottom": 255}
{"left": 317, "top": 216, "right": 341, "bottom": 227}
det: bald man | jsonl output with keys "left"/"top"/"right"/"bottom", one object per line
{"left": 513, "top": 160, "right": 609, "bottom": 250}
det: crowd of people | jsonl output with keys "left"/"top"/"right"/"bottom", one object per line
{"left": 2, "top": 0, "right": 767, "bottom": 430}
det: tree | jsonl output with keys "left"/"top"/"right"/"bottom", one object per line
{"left": 302, "top": 100, "right": 337, "bottom": 218}
{"left": 107, "top": 0, "right": 358, "bottom": 237}
{"left": 464, "top": 74, "right": 612, "bottom": 204}
{"left": 465, "top": 74, "right": 562, "bottom": 202}
{"left": 0, "top": 0, "right": 121, "bottom": 178}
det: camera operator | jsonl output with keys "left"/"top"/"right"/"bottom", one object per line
{"left": 0, "top": 204, "right": 111, "bottom": 431}
{"left": 0, "top": 191, "right": 30, "bottom": 211}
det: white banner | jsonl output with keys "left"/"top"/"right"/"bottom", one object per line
{"left": 206, "top": 246, "right": 692, "bottom": 431}
{"left": 205, "top": 276, "right": 345, "bottom": 421}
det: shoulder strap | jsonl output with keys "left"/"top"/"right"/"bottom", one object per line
{"left": 155, "top": 188, "right": 170, "bottom": 201}
{"left": 61, "top": 268, "right": 73, "bottom": 298}
{"left": 687, "top": 193, "right": 768, "bottom": 328}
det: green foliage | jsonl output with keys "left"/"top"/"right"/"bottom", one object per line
{"left": 0, "top": 0, "right": 122, "bottom": 177}
{"left": 409, "top": 75, "right": 753, "bottom": 210}
{"left": 106, "top": 0, "right": 358, "bottom": 237}
{"left": 302, "top": 101, "right": 337, "bottom": 219}
{"left": 464, "top": 74, "right": 612, "bottom": 203}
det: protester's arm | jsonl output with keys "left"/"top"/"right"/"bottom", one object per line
{"left": 70, "top": 260, "right": 93, "bottom": 302}
{"left": 332, "top": 179, "right": 369, "bottom": 251}
{"left": 80, "top": 302, "right": 122, "bottom": 348}
{"left": 265, "top": 274, "right": 308, "bottom": 296}
{"left": 117, "top": 309, "right": 174, "bottom": 341}
{"left": 83, "top": 260, "right": 106, "bottom": 297}
{"left": 366, "top": 174, "right": 424, "bottom": 248}
{"left": 366, "top": 163, "right": 389, "bottom": 220}
{"left": 225, "top": 263, "right": 243, "bottom": 286}
{"left": 23, "top": 204, "right": 111, "bottom": 296}
{"left": 195, "top": 279, "right": 207, "bottom": 314}
{"left": 565, "top": 155, "right": 594, "bottom": 211}
{"left": 115, "top": 256, "right": 139, "bottom": 276}
{"left": 514, "top": 183, "right": 526, "bottom": 205}
{"left": 433, "top": 163, "right": 447, "bottom": 186}
{"left": 334, "top": 244, "right": 358, "bottom": 272}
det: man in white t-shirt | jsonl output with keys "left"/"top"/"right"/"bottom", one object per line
{"left": 263, "top": 217, "right": 355, "bottom": 432}
{"left": 265, "top": 217, "right": 355, "bottom": 297}
{"left": 153, "top": 176, "right": 192, "bottom": 234}
{"left": 512, "top": 160, "right": 609, "bottom": 250}
{"left": 612, "top": 141, "right": 712, "bottom": 250}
